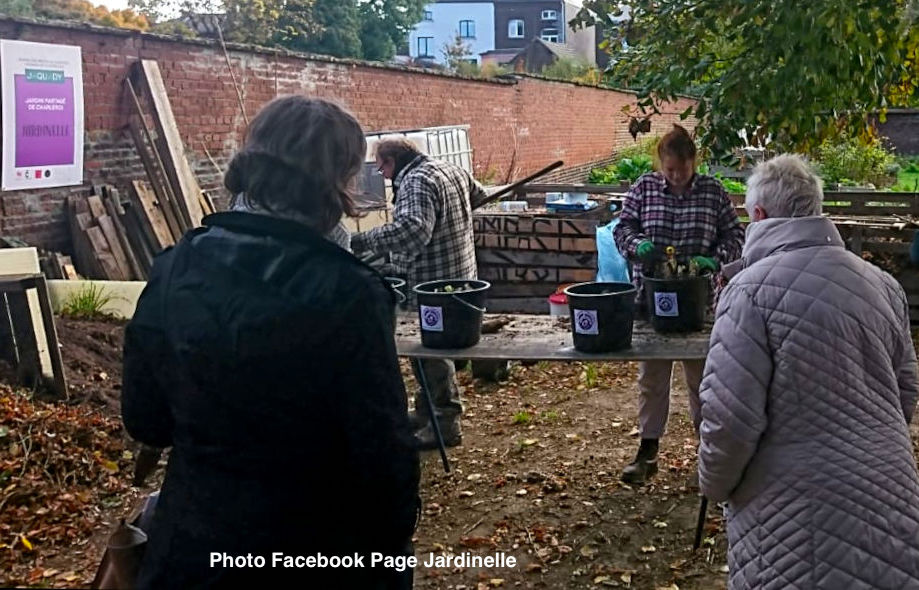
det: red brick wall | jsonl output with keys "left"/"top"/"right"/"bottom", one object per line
{"left": 0, "top": 18, "right": 696, "bottom": 251}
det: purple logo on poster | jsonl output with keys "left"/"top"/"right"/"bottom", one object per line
{"left": 14, "top": 74, "right": 74, "bottom": 167}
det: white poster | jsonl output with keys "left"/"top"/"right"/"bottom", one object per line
{"left": 1, "top": 40, "right": 84, "bottom": 191}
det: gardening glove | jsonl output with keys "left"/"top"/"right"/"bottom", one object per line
{"left": 636, "top": 240, "right": 659, "bottom": 263}
{"left": 691, "top": 255, "right": 719, "bottom": 273}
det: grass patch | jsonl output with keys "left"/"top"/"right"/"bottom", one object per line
{"left": 512, "top": 411, "right": 532, "bottom": 425}
{"left": 61, "top": 283, "right": 113, "bottom": 319}
{"left": 541, "top": 410, "right": 560, "bottom": 423}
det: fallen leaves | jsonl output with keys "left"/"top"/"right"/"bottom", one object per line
{"left": 0, "top": 385, "right": 134, "bottom": 586}
{"left": 579, "top": 544, "right": 598, "bottom": 558}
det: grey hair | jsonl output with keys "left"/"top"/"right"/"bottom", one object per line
{"left": 744, "top": 154, "right": 823, "bottom": 218}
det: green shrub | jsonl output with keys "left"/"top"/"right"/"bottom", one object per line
{"left": 589, "top": 154, "right": 654, "bottom": 185}
{"left": 618, "top": 136, "right": 660, "bottom": 161}
{"left": 815, "top": 134, "right": 896, "bottom": 188}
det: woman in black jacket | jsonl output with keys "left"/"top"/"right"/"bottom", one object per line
{"left": 122, "top": 96, "right": 419, "bottom": 589}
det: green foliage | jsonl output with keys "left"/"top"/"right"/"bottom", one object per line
{"left": 512, "top": 411, "right": 532, "bottom": 425}
{"left": 131, "top": 0, "right": 423, "bottom": 62}
{"left": 11, "top": 0, "right": 151, "bottom": 29}
{"left": 540, "top": 410, "right": 560, "bottom": 423}
{"left": 62, "top": 284, "right": 114, "bottom": 319}
{"left": 618, "top": 135, "right": 660, "bottom": 161}
{"left": 359, "top": 0, "right": 425, "bottom": 61}
{"left": 814, "top": 133, "right": 897, "bottom": 187}
{"left": 589, "top": 155, "right": 653, "bottom": 184}
{"left": 572, "top": 0, "right": 919, "bottom": 157}
{"left": 540, "top": 57, "right": 601, "bottom": 85}
{"left": 583, "top": 364, "right": 598, "bottom": 388}
{"left": 442, "top": 34, "right": 473, "bottom": 72}
{"left": 296, "top": 0, "right": 362, "bottom": 57}
{"left": 889, "top": 156, "right": 919, "bottom": 191}
{"left": 0, "top": 0, "right": 38, "bottom": 17}
{"left": 715, "top": 173, "right": 746, "bottom": 194}
{"left": 480, "top": 62, "right": 510, "bottom": 79}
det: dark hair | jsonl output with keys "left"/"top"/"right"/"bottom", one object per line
{"left": 375, "top": 138, "right": 422, "bottom": 172}
{"left": 657, "top": 124, "right": 697, "bottom": 162}
{"left": 225, "top": 96, "right": 365, "bottom": 234}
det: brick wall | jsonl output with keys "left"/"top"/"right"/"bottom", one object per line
{"left": 0, "top": 18, "right": 696, "bottom": 251}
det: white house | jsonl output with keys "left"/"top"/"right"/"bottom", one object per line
{"left": 408, "top": 2, "right": 496, "bottom": 65}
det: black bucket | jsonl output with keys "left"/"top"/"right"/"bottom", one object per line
{"left": 413, "top": 279, "right": 490, "bottom": 349}
{"left": 563, "top": 282, "right": 637, "bottom": 353}
{"left": 643, "top": 275, "right": 709, "bottom": 333}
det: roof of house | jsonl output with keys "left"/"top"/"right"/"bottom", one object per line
{"left": 536, "top": 39, "right": 583, "bottom": 61}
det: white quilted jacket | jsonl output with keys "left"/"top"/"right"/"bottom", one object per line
{"left": 699, "top": 216, "right": 919, "bottom": 589}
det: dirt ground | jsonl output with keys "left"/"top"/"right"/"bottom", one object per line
{"left": 9, "top": 317, "right": 919, "bottom": 589}
{"left": 0, "top": 315, "right": 730, "bottom": 589}
{"left": 411, "top": 361, "right": 727, "bottom": 590}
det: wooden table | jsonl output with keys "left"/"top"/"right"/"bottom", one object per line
{"left": 395, "top": 313, "right": 710, "bottom": 362}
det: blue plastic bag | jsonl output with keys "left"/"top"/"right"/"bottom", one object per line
{"left": 596, "top": 219, "right": 631, "bottom": 283}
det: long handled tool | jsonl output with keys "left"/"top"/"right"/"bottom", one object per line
{"left": 414, "top": 358, "right": 451, "bottom": 473}
{"left": 693, "top": 496, "right": 709, "bottom": 550}
{"left": 471, "top": 160, "right": 564, "bottom": 210}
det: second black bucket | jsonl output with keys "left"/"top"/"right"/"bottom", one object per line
{"left": 563, "top": 282, "right": 637, "bottom": 353}
{"left": 413, "top": 279, "right": 490, "bottom": 349}
{"left": 643, "top": 275, "right": 709, "bottom": 333}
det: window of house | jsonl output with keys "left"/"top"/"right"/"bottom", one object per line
{"left": 541, "top": 9, "right": 557, "bottom": 20}
{"left": 423, "top": 10, "right": 433, "bottom": 20}
{"left": 541, "top": 28, "right": 559, "bottom": 42}
{"left": 459, "top": 20, "right": 476, "bottom": 38}
{"left": 508, "top": 19, "right": 525, "bottom": 38}
{"left": 417, "top": 37, "right": 434, "bottom": 57}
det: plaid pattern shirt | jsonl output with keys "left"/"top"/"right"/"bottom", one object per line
{"left": 352, "top": 155, "right": 485, "bottom": 305}
{"left": 614, "top": 172, "right": 744, "bottom": 299}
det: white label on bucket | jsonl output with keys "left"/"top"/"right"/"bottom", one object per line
{"left": 420, "top": 305, "right": 444, "bottom": 332}
{"left": 654, "top": 292, "right": 679, "bottom": 317}
{"left": 573, "top": 309, "right": 599, "bottom": 335}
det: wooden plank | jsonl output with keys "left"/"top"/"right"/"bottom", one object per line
{"left": 394, "top": 314, "right": 710, "bottom": 361}
{"left": 121, "top": 201, "right": 155, "bottom": 273}
{"left": 479, "top": 266, "right": 596, "bottom": 284}
{"left": 486, "top": 283, "right": 559, "bottom": 298}
{"left": 473, "top": 215, "right": 599, "bottom": 236}
{"left": 518, "top": 183, "right": 629, "bottom": 194}
{"left": 85, "top": 226, "right": 126, "bottom": 281}
{"left": 61, "top": 264, "right": 80, "bottom": 280}
{"left": 102, "top": 189, "right": 146, "bottom": 280}
{"left": 32, "top": 276, "right": 68, "bottom": 398}
{"left": 136, "top": 59, "right": 204, "bottom": 228}
{"left": 129, "top": 180, "right": 174, "bottom": 252}
{"left": 477, "top": 248, "right": 598, "bottom": 269}
{"left": 127, "top": 115, "right": 185, "bottom": 241}
{"left": 97, "top": 215, "right": 134, "bottom": 280}
{"left": 71, "top": 209, "right": 106, "bottom": 279}
{"left": 86, "top": 195, "right": 107, "bottom": 220}
{"left": 0, "top": 252, "right": 53, "bottom": 383}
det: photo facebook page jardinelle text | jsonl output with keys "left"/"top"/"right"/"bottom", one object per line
{"left": 210, "top": 551, "right": 518, "bottom": 572}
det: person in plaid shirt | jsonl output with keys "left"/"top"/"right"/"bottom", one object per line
{"left": 352, "top": 138, "right": 486, "bottom": 450}
{"left": 614, "top": 125, "right": 744, "bottom": 485}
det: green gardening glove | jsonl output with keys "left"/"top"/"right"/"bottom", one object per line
{"left": 691, "top": 255, "right": 719, "bottom": 273}
{"left": 636, "top": 240, "right": 658, "bottom": 262}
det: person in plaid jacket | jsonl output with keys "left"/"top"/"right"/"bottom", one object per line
{"left": 352, "top": 138, "right": 486, "bottom": 449}
{"left": 614, "top": 124, "right": 744, "bottom": 485}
